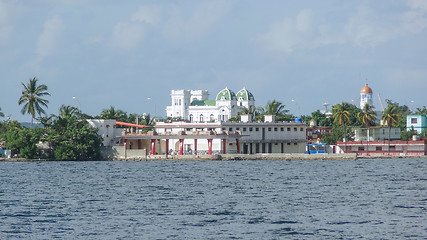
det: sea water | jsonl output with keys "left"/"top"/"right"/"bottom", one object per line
{"left": 0, "top": 158, "right": 426, "bottom": 239}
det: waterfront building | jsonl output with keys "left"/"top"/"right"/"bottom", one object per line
{"left": 90, "top": 114, "right": 307, "bottom": 159}
{"left": 406, "top": 115, "right": 427, "bottom": 134}
{"left": 165, "top": 87, "right": 255, "bottom": 122}
{"left": 336, "top": 139, "right": 427, "bottom": 156}
{"left": 359, "top": 84, "right": 373, "bottom": 109}
{"left": 352, "top": 126, "right": 401, "bottom": 142}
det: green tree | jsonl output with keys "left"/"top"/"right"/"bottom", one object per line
{"left": 48, "top": 107, "right": 102, "bottom": 160}
{"left": 257, "top": 100, "right": 291, "bottom": 122}
{"left": 382, "top": 104, "right": 400, "bottom": 154}
{"left": 322, "top": 125, "right": 354, "bottom": 145}
{"left": 0, "top": 121, "right": 42, "bottom": 159}
{"left": 18, "top": 77, "right": 50, "bottom": 127}
{"left": 384, "top": 99, "right": 409, "bottom": 128}
{"left": 0, "top": 107, "right": 4, "bottom": 118}
{"left": 304, "top": 110, "right": 333, "bottom": 127}
{"left": 357, "top": 103, "right": 377, "bottom": 155}
{"left": 332, "top": 102, "right": 352, "bottom": 126}
{"left": 99, "top": 106, "right": 127, "bottom": 122}
{"left": 414, "top": 106, "right": 427, "bottom": 115}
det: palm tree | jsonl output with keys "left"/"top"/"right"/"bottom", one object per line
{"left": 257, "top": 100, "right": 289, "bottom": 120}
{"left": 59, "top": 105, "right": 80, "bottom": 119}
{"left": 357, "top": 103, "right": 377, "bottom": 155}
{"left": 382, "top": 104, "right": 400, "bottom": 155}
{"left": 332, "top": 103, "right": 352, "bottom": 126}
{"left": 18, "top": 77, "right": 50, "bottom": 127}
{"left": 239, "top": 106, "right": 257, "bottom": 119}
{"left": 99, "top": 106, "right": 127, "bottom": 121}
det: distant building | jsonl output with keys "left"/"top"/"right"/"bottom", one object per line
{"left": 406, "top": 115, "right": 427, "bottom": 134}
{"left": 336, "top": 139, "right": 427, "bottom": 156}
{"left": 165, "top": 87, "right": 255, "bottom": 122}
{"left": 352, "top": 126, "right": 401, "bottom": 142}
{"left": 359, "top": 83, "right": 373, "bottom": 109}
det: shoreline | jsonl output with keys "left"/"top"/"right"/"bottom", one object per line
{"left": 1, "top": 153, "right": 427, "bottom": 162}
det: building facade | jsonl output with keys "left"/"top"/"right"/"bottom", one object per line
{"left": 406, "top": 115, "right": 427, "bottom": 134}
{"left": 352, "top": 126, "right": 401, "bottom": 142}
{"left": 166, "top": 87, "right": 255, "bottom": 123}
{"left": 359, "top": 84, "right": 373, "bottom": 109}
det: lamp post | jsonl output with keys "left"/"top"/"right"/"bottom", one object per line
{"left": 147, "top": 97, "right": 156, "bottom": 122}
{"left": 72, "top": 96, "right": 81, "bottom": 112}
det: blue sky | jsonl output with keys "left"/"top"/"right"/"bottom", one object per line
{"left": 1, "top": 0, "right": 426, "bottom": 122}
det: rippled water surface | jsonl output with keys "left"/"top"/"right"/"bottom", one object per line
{"left": 1, "top": 158, "right": 426, "bottom": 239}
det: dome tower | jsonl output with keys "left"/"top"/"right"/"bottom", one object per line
{"left": 360, "top": 84, "right": 373, "bottom": 109}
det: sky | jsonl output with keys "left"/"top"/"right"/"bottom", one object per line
{"left": 1, "top": 0, "right": 426, "bottom": 122}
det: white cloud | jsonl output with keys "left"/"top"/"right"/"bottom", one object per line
{"left": 259, "top": 2, "right": 427, "bottom": 54}
{"left": 113, "top": 21, "right": 145, "bottom": 50}
{"left": 258, "top": 9, "right": 313, "bottom": 54}
{"left": 36, "top": 15, "right": 63, "bottom": 57}
{"left": 0, "top": 0, "right": 19, "bottom": 43}
{"left": 112, "top": 5, "right": 161, "bottom": 50}
{"left": 163, "top": 0, "right": 230, "bottom": 41}
{"left": 132, "top": 6, "right": 160, "bottom": 24}
{"left": 385, "top": 68, "right": 427, "bottom": 85}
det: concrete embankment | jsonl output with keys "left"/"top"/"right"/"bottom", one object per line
{"left": 117, "top": 153, "right": 358, "bottom": 161}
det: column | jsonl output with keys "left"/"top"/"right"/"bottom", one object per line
{"left": 222, "top": 139, "right": 226, "bottom": 154}
{"left": 179, "top": 139, "right": 184, "bottom": 155}
{"left": 236, "top": 138, "right": 240, "bottom": 154}
{"left": 208, "top": 139, "right": 213, "bottom": 155}
{"left": 124, "top": 139, "right": 127, "bottom": 159}
{"left": 165, "top": 139, "right": 169, "bottom": 157}
{"left": 194, "top": 139, "right": 198, "bottom": 155}
{"left": 151, "top": 139, "right": 156, "bottom": 155}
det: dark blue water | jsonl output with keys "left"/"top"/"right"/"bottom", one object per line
{"left": 1, "top": 159, "right": 426, "bottom": 239}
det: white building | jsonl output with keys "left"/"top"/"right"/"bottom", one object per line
{"left": 154, "top": 115, "right": 307, "bottom": 154}
{"left": 359, "top": 84, "right": 373, "bottom": 109}
{"left": 87, "top": 119, "right": 123, "bottom": 147}
{"left": 166, "top": 87, "right": 255, "bottom": 122}
{"left": 352, "top": 126, "right": 401, "bottom": 142}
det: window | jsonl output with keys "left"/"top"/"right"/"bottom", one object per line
{"left": 268, "top": 128, "right": 272, "bottom": 131}
{"left": 243, "top": 128, "right": 247, "bottom": 131}
{"left": 256, "top": 128, "right": 259, "bottom": 131}
{"left": 281, "top": 127, "right": 284, "bottom": 131}
{"left": 300, "top": 128, "right": 304, "bottom": 131}
{"left": 294, "top": 127, "right": 297, "bottom": 131}
{"left": 358, "top": 146, "right": 365, "bottom": 151}
{"left": 411, "top": 118, "right": 418, "bottom": 124}
{"left": 294, "top": 143, "right": 298, "bottom": 145}
{"left": 236, "top": 128, "right": 240, "bottom": 131}
{"left": 210, "top": 114, "right": 215, "bottom": 122}
{"left": 199, "top": 114, "right": 204, "bottom": 122}
{"left": 274, "top": 127, "right": 278, "bottom": 131}
{"left": 189, "top": 114, "right": 193, "bottom": 122}
{"left": 287, "top": 143, "right": 291, "bottom": 145}
{"left": 390, "top": 146, "right": 396, "bottom": 151}
{"left": 229, "top": 127, "right": 233, "bottom": 131}
{"left": 287, "top": 127, "right": 291, "bottom": 131}
{"left": 222, "top": 128, "right": 226, "bottom": 131}
{"left": 376, "top": 146, "right": 382, "bottom": 151}
{"left": 249, "top": 127, "right": 253, "bottom": 131}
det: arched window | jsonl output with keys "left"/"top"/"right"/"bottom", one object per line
{"left": 189, "top": 114, "right": 193, "bottom": 122}
{"left": 200, "top": 114, "right": 204, "bottom": 122}
{"left": 210, "top": 114, "right": 215, "bottom": 122}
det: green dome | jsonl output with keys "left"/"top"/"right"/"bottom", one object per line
{"left": 236, "top": 88, "right": 255, "bottom": 101}
{"left": 216, "top": 87, "right": 236, "bottom": 101}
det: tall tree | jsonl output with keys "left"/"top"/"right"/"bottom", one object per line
{"left": 99, "top": 106, "right": 127, "bottom": 122}
{"left": 58, "top": 105, "right": 80, "bottom": 119}
{"left": 382, "top": 104, "right": 400, "bottom": 155}
{"left": 357, "top": 103, "right": 377, "bottom": 155}
{"left": 332, "top": 103, "right": 352, "bottom": 127}
{"left": 18, "top": 77, "right": 50, "bottom": 127}
{"left": 414, "top": 106, "right": 427, "bottom": 115}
